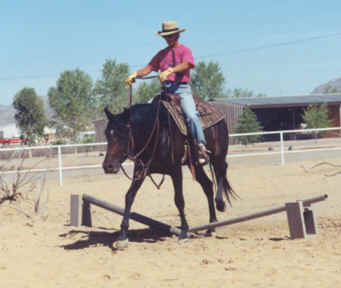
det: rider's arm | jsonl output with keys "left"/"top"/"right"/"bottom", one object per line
{"left": 126, "top": 65, "right": 154, "bottom": 86}
{"left": 136, "top": 65, "right": 153, "bottom": 78}
{"left": 159, "top": 61, "right": 194, "bottom": 82}
{"left": 171, "top": 61, "right": 194, "bottom": 73}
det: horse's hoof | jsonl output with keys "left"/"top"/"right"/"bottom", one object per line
{"left": 178, "top": 237, "right": 191, "bottom": 244}
{"left": 113, "top": 239, "right": 129, "bottom": 250}
{"left": 178, "top": 233, "right": 193, "bottom": 244}
{"left": 178, "top": 231, "right": 191, "bottom": 241}
{"left": 205, "top": 230, "right": 216, "bottom": 237}
{"left": 216, "top": 200, "right": 226, "bottom": 212}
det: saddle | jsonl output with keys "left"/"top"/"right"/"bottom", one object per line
{"left": 154, "top": 93, "right": 225, "bottom": 136}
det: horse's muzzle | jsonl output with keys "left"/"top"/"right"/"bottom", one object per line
{"left": 102, "top": 162, "right": 120, "bottom": 174}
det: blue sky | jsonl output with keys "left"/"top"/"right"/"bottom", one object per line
{"left": 1, "top": 0, "right": 341, "bottom": 105}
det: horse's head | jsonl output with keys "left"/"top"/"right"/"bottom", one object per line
{"left": 102, "top": 107, "right": 130, "bottom": 174}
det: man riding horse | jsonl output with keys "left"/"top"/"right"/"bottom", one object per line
{"left": 102, "top": 21, "right": 235, "bottom": 249}
{"left": 125, "top": 20, "right": 210, "bottom": 159}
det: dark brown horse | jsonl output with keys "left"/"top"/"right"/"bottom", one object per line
{"left": 103, "top": 98, "right": 236, "bottom": 248}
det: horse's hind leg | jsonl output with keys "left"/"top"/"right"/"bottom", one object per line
{"left": 213, "top": 159, "right": 227, "bottom": 212}
{"left": 170, "top": 166, "right": 189, "bottom": 239}
{"left": 205, "top": 123, "right": 230, "bottom": 212}
{"left": 193, "top": 164, "right": 218, "bottom": 230}
{"left": 212, "top": 156, "right": 233, "bottom": 212}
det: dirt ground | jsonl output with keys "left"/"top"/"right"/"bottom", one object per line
{"left": 1, "top": 157, "right": 341, "bottom": 288}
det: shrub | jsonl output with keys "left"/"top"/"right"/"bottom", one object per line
{"left": 234, "top": 107, "right": 263, "bottom": 145}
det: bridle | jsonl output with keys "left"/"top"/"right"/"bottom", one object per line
{"left": 119, "top": 81, "right": 165, "bottom": 188}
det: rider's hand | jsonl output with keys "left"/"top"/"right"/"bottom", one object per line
{"left": 159, "top": 68, "right": 174, "bottom": 82}
{"left": 125, "top": 72, "right": 137, "bottom": 86}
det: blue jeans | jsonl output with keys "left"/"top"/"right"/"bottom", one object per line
{"left": 163, "top": 82, "right": 206, "bottom": 145}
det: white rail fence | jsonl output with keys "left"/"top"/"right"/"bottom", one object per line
{"left": 1, "top": 127, "right": 341, "bottom": 186}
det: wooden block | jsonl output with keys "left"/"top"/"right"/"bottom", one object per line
{"left": 82, "top": 199, "right": 92, "bottom": 227}
{"left": 286, "top": 201, "right": 306, "bottom": 239}
{"left": 70, "top": 194, "right": 82, "bottom": 227}
{"left": 303, "top": 207, "right": 317, "bottom": 235}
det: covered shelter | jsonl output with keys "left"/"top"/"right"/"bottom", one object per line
{"left": 212, "top": 94, "right": 341, "bottom": 140}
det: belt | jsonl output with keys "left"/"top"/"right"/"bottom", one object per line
{"left": 163, "top": 80, "right": 188, "bottom": 85}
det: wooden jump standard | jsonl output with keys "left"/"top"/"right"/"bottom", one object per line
{"left": 70, "top": 193, "right": 327, "bottom": 239}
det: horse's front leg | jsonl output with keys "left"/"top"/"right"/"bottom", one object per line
{"left": 114, "top": 177, "right": 144, "bottom": 249}
{"left": 170, "top": 166, "right": 189, "bottom": 239}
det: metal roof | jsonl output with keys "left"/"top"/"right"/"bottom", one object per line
{"left": 214, "top": 94, "right": 341, "bottom": 108}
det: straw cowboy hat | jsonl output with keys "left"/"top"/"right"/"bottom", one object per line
{"left": 157, "top": 20, "right": 186, "bottom": 36}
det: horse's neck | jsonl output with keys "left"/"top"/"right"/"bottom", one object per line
{"left": 130, "top": 105, "right": 158, "bottom": 139}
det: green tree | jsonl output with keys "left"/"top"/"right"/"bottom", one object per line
{"left": 48, "top": 69, "right": 94, "bottom": 140}
{"left": 234, "top": 106, "right": 263, "bottom": 145}
{"left": 190, "top": 61, "right": 225, "bottom": 101}
{"left": 302, "top": 103, "right": 331, "bottom": 138}
{"left": 13, "top": 88, "right": 47, "bottom": 144}
{"left": 135, "top": 79, "right": 161, "bottom": 104}
{"left": 93, "top": 59, "right": 130, "bottom": 115}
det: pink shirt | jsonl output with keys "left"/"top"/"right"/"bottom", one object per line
{"left": 148, "top": 44, "right": 195, "bottom": 83}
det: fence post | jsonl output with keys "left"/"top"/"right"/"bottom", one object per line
{"left": 280, "top": 131, "right": 285, "bottom": 165}
{"left": 58, "top": 145, "right": 63, "bottom": 186}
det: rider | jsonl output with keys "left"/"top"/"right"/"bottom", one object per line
{"left": 125, "top": 20, "right": 210, "bottom": 157}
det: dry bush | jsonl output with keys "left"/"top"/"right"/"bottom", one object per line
{"left": 0, "top": 150, "right": 49, "bottom": 221}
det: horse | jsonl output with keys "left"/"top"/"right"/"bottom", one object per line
{"left": 103, "top": 96, "right": 236, "bottom": 249}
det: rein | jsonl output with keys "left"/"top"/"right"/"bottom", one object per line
{"left": 121, "top": 86, "right": 165, "bottom": 188}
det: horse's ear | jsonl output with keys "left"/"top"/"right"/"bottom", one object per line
{"left": 104, "top": 106, "right": 114, "bottom": 120}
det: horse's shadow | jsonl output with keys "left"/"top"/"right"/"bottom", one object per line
{"left": 60, "top": 227, "right": 172, "bottom": 250}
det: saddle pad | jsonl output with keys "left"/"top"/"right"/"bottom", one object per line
{"left": 161, "top": 100, "right": 225, "bottom": 136}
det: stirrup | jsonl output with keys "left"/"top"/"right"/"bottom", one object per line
{"left": 198, "top": 143, "right": 211, "bottom": 161}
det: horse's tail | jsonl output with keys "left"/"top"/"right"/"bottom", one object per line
{"left": 222, "top": 175, "right": 239, "bottom": 206}
{"left": 210, "top": 161, "right": 239, "bottom": 212}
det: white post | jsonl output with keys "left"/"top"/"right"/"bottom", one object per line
{"left": 58, "top": 145, "right": 63, "bottom": 186}
{"left": 280, "top": 131, "right": 285, "bottom": 165}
